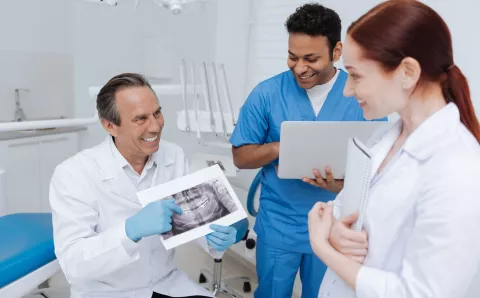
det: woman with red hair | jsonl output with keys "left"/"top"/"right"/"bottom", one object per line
{"left": 308, "top": 1, "right": 480, "bottom": 297}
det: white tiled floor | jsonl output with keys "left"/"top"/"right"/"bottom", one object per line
{"left": 23, "top": 244, "right": 263, "bottom": 298}
{"left": 22, "top": 243, "right": 480, "bottom": 298}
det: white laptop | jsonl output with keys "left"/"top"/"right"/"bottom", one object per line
{"left": 277, "top": 121, "right": 388, "bottom": 180}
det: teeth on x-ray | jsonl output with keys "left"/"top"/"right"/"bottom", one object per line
{"left": 162, "top": 178, "right": 237, "bottom": 240}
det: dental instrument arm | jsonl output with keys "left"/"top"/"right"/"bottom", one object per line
{"left": 200, "top": 61, "right": 216, "bottom": 135}
{"left": 180, "top": 59, "right": 191, "bottom": 132}
{"left": 211, "top": 62, "right": 228, "bottom": 140}
{"left": 219, "top": 63, "right": 236, "bottom": 126}
{"left": 190, "top": 63, "right": 203, "bottom": 144}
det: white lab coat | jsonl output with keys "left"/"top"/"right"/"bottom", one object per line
{"left": 49, "top": 137, "right": 215, "bottom": 298}
{"left": 319, "top": 103, "right": 480, "bottom": 298}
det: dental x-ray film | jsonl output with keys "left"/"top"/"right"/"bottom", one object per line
{"left": 136, "top": 164, "right": 247, "bottom": 250}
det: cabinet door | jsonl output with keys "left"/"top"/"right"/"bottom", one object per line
{"left": 0, "top": 142, "right": 9, "bottom": 216}
{"left": 38, "top": 134, "right": 79, "bottom": 212}
{"left": 5, "top": 138, "right": 41, "bottom": 213}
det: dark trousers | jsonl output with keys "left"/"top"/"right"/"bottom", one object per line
{"left": 151, "top": 293, "right": 211, "bottom": 298}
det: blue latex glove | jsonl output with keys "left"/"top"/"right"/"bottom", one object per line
{"left": 206, "top": 218, "right": 249, "bottom": 251}
{"left": 125, "top": 199, "right": 183, "bottom": 242}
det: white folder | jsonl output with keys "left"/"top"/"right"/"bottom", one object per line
{"left": 340, "top": 137, "right": 372, "bottom": 232}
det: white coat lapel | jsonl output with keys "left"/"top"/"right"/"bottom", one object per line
{"left": 105, "top": 169, "right": 140, "bottom": 204}
{"left": 151, "top": 143, "right": 175, "bottom": 186}
{"left": 94, "top": 137, "right": 140, "bottom": 204}
{"left": 94, "top": 137, "right": 177, "bottom": 204}
{"left": 367, "top": 104, "right": 460, "bottom": 225}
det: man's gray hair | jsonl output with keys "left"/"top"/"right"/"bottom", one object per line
{"left": 96, "top": 73, "right": 154, "bottom": 126}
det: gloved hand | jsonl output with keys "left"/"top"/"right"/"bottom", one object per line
{"left": 206, "top": 218, "right": 249, "bottom": 251}
{"left": 125, "top": 199, "right": 183, "bottom": 242}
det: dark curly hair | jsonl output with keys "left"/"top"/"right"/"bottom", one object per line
{"left": 285, "top": 3, "right": 342, "bottom": 59}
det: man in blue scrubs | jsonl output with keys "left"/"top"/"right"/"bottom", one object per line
{"left": 230, "top": 4, "right": 385, "bottom": 298}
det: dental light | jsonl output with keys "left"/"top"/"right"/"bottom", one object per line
{"left": 153, "top": 0, "right": 209, "bottom": 15}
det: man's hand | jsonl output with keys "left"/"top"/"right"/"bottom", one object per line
{"left": 206, "top": 218, "right": 249, "bottom": 251}
{"left": 303, "top": 166, "right": 344, "bottom": 194}
{"left": 206, "top": 224, "right": 237, "bottom": 252}
{"left": 329, "top": 212, "right": 368, "bottom": 264}
{"left": 125, "top": 199, "right": 183, "bottom": 242}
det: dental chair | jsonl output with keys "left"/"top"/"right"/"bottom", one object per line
{"left": 0, "top": 213, "right": 59, "bottom": 298}
{"left": 199, "top": 171, "right": 261, "bottom": 297}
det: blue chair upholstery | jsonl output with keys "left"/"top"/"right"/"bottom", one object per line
{"left": 0, "top": 213, "right": 56, "bottom": 288}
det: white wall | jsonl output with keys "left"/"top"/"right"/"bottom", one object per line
{"left": 424, "top": 0, "right": 480, "bottom": 114}
{"left": 214, "top": 0, "right": 253, "bottom": 112}
{"left": 0, "top": 0, "right": 74, "bottom": 122}
{"left": 72, "top": 0, "right": 219, "bottom": 150}
{"left": 247, "top": 0, "right": 480, "bottom": 114}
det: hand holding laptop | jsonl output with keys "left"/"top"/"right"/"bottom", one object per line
{"left": 302, "top": 166, "right": 344, "bottom": 194}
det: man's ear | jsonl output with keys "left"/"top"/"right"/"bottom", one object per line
{"left": 399, "top": 57, "right": 421, "bottom": 90}
{"left": 100, "top": 118, "right": 119, "bottom": 137}
{"left": 332, "top": 41, "right": 343, "bottom": 63}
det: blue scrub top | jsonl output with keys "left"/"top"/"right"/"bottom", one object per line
{"left": 230, "top": 69, "right": 386, "bottom": 253}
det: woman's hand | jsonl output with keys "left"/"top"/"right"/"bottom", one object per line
{"left": 308, "top": 202, "right": 335, "bottom": 258}
{"left": 329, "top": 212, "right": 368, "bottom": 264}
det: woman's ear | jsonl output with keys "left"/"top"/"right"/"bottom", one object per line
{"left": 399, "top": 57, "right": 421, "bottom": 90}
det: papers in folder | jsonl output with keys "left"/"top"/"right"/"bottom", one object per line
{"left": 341, "top": 137, "right": 372, "bottom": 232}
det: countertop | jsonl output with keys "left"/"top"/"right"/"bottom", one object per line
{"left": 0, "top": 126, "right": 87, "bottom": 141}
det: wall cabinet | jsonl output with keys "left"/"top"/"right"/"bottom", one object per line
{"left": 0, "top": 132, "right": 79, "bottom": 214}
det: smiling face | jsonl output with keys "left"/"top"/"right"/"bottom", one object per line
{"left": 102, "top": 86, "right": 164, "bottom": 160}
{"left": 342, "top": 36, "right": 410, "bottom": 120}
{"left": 287, "top": 33, "right": 342, "bottom": 89}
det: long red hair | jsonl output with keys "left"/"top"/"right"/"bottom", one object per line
{"left": 348, "top": 0, "right": 480, "bottom": 143}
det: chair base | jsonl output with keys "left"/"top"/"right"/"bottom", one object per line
{"left": 199, "top": 266, "right": 252, "bottom": 298}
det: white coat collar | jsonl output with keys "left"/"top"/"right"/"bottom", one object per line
{"left": 97, "top": 136, "right": 175, "bottom": 181}
{"left": 91, "top": 136, "right": 176, "bottom": 204}
{"left": 403, "top": 103, "right": 460, "bottom": 160}
{"left": 110, "top": 137, "right": 157, "bottom": 175}
{"left": 369, "top": 103, "right": 460, "bottom": 161}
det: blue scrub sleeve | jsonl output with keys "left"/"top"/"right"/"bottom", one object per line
{"left": 230, "top": 85, "right": 269, "bottom": 147}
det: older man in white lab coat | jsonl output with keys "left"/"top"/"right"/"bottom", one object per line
{"left": 49, "top": 73, "right": 248, "bottom": 298}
